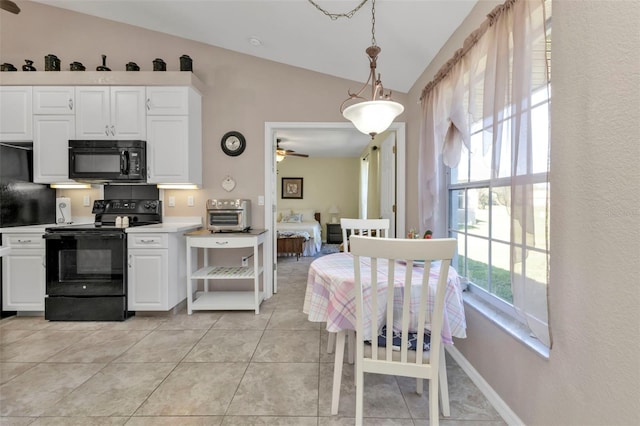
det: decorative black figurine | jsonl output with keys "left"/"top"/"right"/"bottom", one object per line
{"left": 45, "top": 54, "right": 60, "bottom": 71}
{"left": 180, "top": 55, "right": 192, "bottom": 72}
{"left": 126, "top": 61, "right": 140, "bottom": 71}
{"left": 0, "top": 63, "right": 17, "bottom": 72}
{"left": 70, "top": 61, "right": 86, "bottom": 71}
{"left": 96, "top": 54, "right": 111, "bottom": 71}
{"left": 22, "top": 60, "right": 36, "bottom": 71}
{"left": 153, "top": 58, "right": 166, "bottom": 71}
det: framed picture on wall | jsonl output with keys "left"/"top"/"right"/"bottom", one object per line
{"left": 282, "top": 177, "right": 303, "bottom": 199}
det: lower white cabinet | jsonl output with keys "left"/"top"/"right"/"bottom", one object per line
{"left": 2, "top": 233, "right": 45, "bottom": 311}
{"left": 127, "top": 232, "right": 186, "bottom": 311}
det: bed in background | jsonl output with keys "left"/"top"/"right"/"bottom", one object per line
{"left": 276, "top": 209, "right": 322, "bottom": 256}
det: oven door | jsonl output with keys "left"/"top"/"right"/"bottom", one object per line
{"left": 207, "top": 209, "right": 245, "bottom": 231}
{"left": 44, "top": 232, "right": 126, "bottom": 296}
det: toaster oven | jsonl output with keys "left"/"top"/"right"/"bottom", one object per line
{"left": 206, "top": 199, "right": 251, "bottom": 232}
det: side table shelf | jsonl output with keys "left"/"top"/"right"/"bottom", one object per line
{"left": 185, "top": 229, "right": 269, "bottom": 314}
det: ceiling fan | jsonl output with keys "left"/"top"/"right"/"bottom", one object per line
{"left": 276, "top": 139, "right": 309, "bottom": 159}
{"left": 0, "top": 0, "right": 20, "bottom": 14}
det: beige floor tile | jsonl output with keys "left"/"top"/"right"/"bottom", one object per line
{"left": 226, "top": 363, "right": 319, "bottom": 416}
{"left": 0, "top": 316, "right": 51, "bottom": 331}
{"left": 0, "top": 329, "right": 37, "bottom": 345}
{"left": 157, "top": 312, "right": 223, "bottom": 330}
{"left": 183, "top": 329, "right": 262, "bottom": 362}
{"left": 0, "top": 330, "right": 87, "bottom": 362}
{"left": 252, "top": 329, "right": 320, "bottom": 363}
{"left": 43, "top": 362, "right": 175, "bottom": 417}
{"left": 221, "top": 416, "right": 318, "bottom": 425}
{"left": 134, "top": 362, "right": 248, "bottom": 416}
{"left": 114, "top": 329, "right": 206, "bottom": 363}
{"left": 126, "top": 417, "right": 223, "bottom": 425}
{"left": 267, "top": 309, "right": 321, "bottom": 330}
{"left": 45, "top": 330, "right": 150, "bottom": 363}
{"left": 0, "top": 362, "right": 36, "bottom": 385}
{"left": 0, "top": 363, "right": 105, "bottom": 416}
{"left": 29, "top": 417, "right": 129, "bottom": 425}
{"left": 102, "top": 316, "right": 168, "bottom": 331}
{"left": 211, "top": 312, "right": 272, "bottom": 330}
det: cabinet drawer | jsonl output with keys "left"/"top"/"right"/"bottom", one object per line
{"left": 128, "top": 233, "right": 168, "bottom": 249}
{"left": 3, "top": 234, "right": 45, "bottom": 249}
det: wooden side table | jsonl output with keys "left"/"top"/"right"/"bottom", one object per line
{"left": 277, "top": 236, "right": 305, "bottom": 260}
{"left": 326, "top": 223, "right": 343, "bottom": 244}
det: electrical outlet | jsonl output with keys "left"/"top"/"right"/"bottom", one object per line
{"left": 242, "top": 256, "right": 248, "bottom": 267}
{"left": 168, "top": 196, "right": 176, "bottom": 207}
{"left": 83, "top": 195, "right": 90, "bottom": 206}
{"left": 187, "top": 196, "right": 194, "bottom": 206}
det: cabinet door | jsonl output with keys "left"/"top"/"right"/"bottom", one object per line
{"left": 2, "top": 252, "right": 45, "bottom": 311}
{"left": 146, "top": 115, "right": 189, "bottom": 183}
{"left": 33, "top": 115, "right": 76, "bottom": 183}
{"left": 128, "top": 249, "right": 168, "bottom": 310}
{"left": 33, "top": 86, "right": 74, "bottom": 115}
{"left": 75, "top": 86, "right": 110, "bottom": 139}
{"left": 0, "top": 86, "right": 32, "bottom": 141}
{"left": 111, "top": 87, "right": 146, "bottom": 139}
{"left": 146, "top": 87, "right": 189, "bottom": 115}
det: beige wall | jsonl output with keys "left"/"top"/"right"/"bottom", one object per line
{"left": 406, "top": 1, "right": 640, "bottom": 425}
{"left": 276, "top": 156, "right": 359, "bottom": 235}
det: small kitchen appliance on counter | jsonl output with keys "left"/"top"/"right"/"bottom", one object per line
{"left": 56, "top": 197, "right": 72, "bottom": 224}
{"left": 43, "top": 198, "right": 162, "bottom": 321}
{"left": 206, "top": 199, "right": 251, "bottom": 233}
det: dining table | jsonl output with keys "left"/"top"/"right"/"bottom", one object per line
{"left": 303, "top": 251, "right": 467, "bottom": 344}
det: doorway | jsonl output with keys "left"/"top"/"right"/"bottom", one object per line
{"left": 263, "top": 122, "right": 406, "bottom": 292}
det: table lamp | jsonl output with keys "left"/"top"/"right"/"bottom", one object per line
{"left": 329, "top": 205, "right": 340, "bottom": 224}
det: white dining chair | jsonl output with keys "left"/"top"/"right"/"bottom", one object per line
{"left": 332, "top": 235, "right": 456, "bottom": 426}
{"left": 326, "top": 218, "right": 391, "bottom": 362}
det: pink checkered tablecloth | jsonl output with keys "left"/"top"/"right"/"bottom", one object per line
{"left": 303, "top": 252, "right": 467, "bottom": 344}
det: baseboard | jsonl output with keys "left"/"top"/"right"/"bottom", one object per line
{"left": 445, "top": 345, "right": 524, "bottom": 426}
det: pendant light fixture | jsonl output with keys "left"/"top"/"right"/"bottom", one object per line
{"left": 339, "top": 0, "right": 403, "bottom": 138}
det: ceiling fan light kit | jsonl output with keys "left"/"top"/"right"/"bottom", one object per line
{"left": 0, "top": 0, "right": 20, "bottom": 14}
{"left": 312, "top": 0, "right": 403, "bottom": 139}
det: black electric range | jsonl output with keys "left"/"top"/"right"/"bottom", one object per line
{"left": 43, "top": 199, "right": 162, "bottom": 321}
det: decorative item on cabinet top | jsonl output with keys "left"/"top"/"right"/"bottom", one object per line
{"left": 153, "top": 58, "right": 166, "bottom": 71}
{"left": 45, "top": 54, "right": 60, "bottom": 71}
{"left": 126, "top": 62, "right": 140, "bottom": 71}
{"left": 180, "top": 55, "right": 193, "bottom": 72}
{"left": 22, "top": 60, "right": 36, "bottom": 71}
{"left": 96, "top": 54, "right": 111, "bottom": 71}
{"left": 0, "top": 63, "right": 17, "bottom": 71}
{"left": 70, "top": 61, "right": 85, "bottom": 71}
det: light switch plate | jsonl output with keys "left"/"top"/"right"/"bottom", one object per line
{"left": 83, "top": 195, "right": 90, "bottom": 206}
{"left": 168, "top": 196, "right": 175, "bottom": 207}
{"left": 187, "top": 196, "right": 194, "bottom": 206}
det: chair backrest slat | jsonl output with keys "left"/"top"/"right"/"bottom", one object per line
{"left": 340, "top": 218, "right": 390, "bottom": 253}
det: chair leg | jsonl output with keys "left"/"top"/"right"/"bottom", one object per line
{"left": 327, "top": 331, "right": 336, "bottom": 354}
{"left": 355, "top": 346, "right": 364, "bottom": 426}
{"left": 347, "top": 330, "right": 355, "bottom": 364}
{"left": 429, "top": 376, "right": 440, "bottom": 426}
{"left": 416, "top": 377, "right": 423, "bottom": 395}
{"left": 439, "top": 344, "right": 450, "bottom": 417}
{"left": 331, "top": 330, "right": 346, "bottom": 415}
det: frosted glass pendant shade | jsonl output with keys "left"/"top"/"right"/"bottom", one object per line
{"left": 343, "top": 100, "right": 404, "bottom": 136}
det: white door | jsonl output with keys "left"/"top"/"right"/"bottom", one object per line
{"left": 128, "top": 249, "right": 168, "bottom": 310}
{"left": 2, "top": 252, "right": 45, "bottom": 311}
{"left": 0, "top": 86, "right": 32, "bottom": 141}
{"left": 75, "top": 86, "right": 110, "bottom": 139}
{"left": 380, "top": 132, "right": 396, "bottom": 237}
{"left": 33, "top": 86, "right": 75, "bottom": 115}
{"left": 146, "top": 115, "right": 189, "bottom": 183}
{"left": 111, "top": 87, "right": 146, "bottom": 139}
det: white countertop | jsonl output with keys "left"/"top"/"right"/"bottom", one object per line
{"left": 0, "top": 217, "right": 202, "bottom": 234}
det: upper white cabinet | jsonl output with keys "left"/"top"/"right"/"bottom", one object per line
{"left": 33, "top": 86, "right": 74, "bottom": 115}
{"left": 0, "top": 86, "right": 32, "bottom": 141}
{"left": 146, "top": 86, "right": 202, "bottom": 185}
{"left": 75, "top": 86, "right": 146, "bottom": 140}
{"left": 32, "top": 86, "right": 76, "bottom": 183}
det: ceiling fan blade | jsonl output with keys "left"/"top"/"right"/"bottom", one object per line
{"left": 288, "top": 153, "right": 309, "bottom": 158}
{"left": 0, "top": 0, "right": 20, "bottom": 14}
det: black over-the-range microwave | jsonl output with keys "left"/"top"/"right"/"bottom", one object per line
{"left": 68, "top": 140, "right": 147, "bottom": 183}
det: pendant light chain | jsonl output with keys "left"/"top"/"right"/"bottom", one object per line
{"left": 307, "top": 0, "right": 369, "bottom": 20}
{"left": 371, "top": 0, "right": 376, "bottom": 47}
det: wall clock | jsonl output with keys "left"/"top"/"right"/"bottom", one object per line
{"left": 221, "top": 131, "right": 246, "bottom": 157}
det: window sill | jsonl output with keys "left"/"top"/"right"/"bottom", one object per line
{"left": 462, "top": 290, "right": 550, "bottom": 359}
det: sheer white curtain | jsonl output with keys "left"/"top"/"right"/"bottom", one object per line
{"left": 418, "top": 0, "right": 551, "bottom": 346}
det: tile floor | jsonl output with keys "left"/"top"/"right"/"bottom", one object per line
{"left": 0, "top": 251, "right": 506, "bottom": 425}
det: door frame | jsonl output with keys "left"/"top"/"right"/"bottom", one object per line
{"left": 263, "top": 121, "right": 406, "bottom": 293}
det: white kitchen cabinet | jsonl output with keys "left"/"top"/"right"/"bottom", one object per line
{"left": 75, "top": 86, "right": 146, "bottom": 140}
{"left": 127, "top": 232, "right": 187, "bottom": 311}
{"left": 32, "top": 115, "right": 76, "bottom": 183}
{"left": 146, "top": 86, "right": 201, "bottom": 185}
{"left": 33, "top": 86, "right": 74, "bottom": 115}
{"left": 1, "top": 233, "right": 45, "bottom": 311}
{"left": 186, "top": 229, "right": 268, "bottom": 314}
{"left": 0, "top": 86, "right": 32, "bottom": 141}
